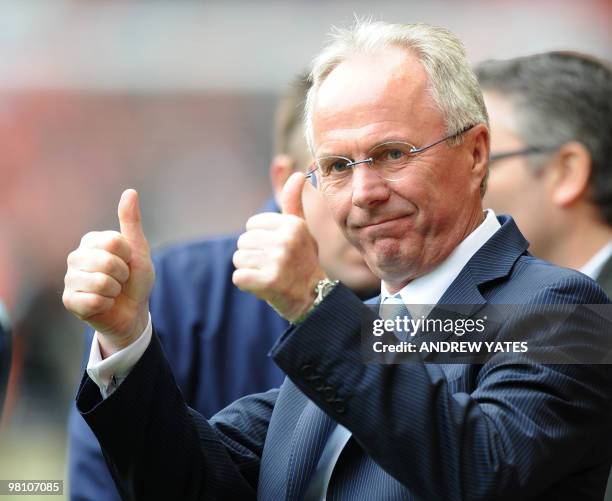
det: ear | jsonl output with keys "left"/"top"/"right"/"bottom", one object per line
{"left": 550, "top": 141, "right": 592, "bottom": 207}
{"left": 467, "top": 124, "right": 490, "bottom": 194}
{"left": 269, "top": 154, "right": 295, "bottom": 206}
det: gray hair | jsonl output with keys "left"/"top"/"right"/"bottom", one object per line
{"left": 304, "top": 20, "right": 489, "bottom": 152}
{"left": 475, "top": 52, "right": 612, "bottom": 224}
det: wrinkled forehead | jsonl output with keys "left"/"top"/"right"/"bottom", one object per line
{"left": 312, "top": 47, "right": 444, "bottom": 153}
{"left": 316, "top": 47, "right": 428, "bottom": 108}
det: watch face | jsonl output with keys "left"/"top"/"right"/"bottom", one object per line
{"left": 315, "top": 279, "right": 339, "bottom": 306}
{"left": 323, "top": 282, "right": 335, "bottom": 293}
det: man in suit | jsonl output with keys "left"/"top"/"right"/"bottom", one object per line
{"left": 63, "top": 21, "right": 612, "bottom": 500}
{"left": 0, "top": 300, "right": 10, "bottom": 420}
{"left": 475, "top": 51, "right": 612, "bottom": 501}
{"left": 476, "top": 52, "right": 612, "bottom": 293}
{"left": 66, "top": 75, "right": 379, "bottom": 500}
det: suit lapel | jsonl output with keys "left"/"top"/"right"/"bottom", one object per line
{"left": 440, "top": 215, "right": 529, "bottom": 304}
{"left": 285, "top": 400, "right": 336, "bottom": 501}
{"left": 416, "top": 216, "right": 529, "bottom": 354}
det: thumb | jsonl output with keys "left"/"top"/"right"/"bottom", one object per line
{"left": 280, "top": 172, "right": 306, "bottom": 218}
{"left": 118, "top": 189, "right": 148, "bottom": 249}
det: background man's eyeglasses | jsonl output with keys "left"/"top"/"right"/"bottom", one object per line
{"left": 489, "top": 146, "right": 558, "bottom": 164}
{"left": 306, "top": 125, "right": 475, "bottom": 190}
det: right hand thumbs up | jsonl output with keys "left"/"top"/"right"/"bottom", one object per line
{"left": 63, "top": 189, "right": 155, "bottom": 357}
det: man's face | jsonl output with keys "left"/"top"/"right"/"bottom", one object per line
{"left": 482, "top": 91, "right": 555, "bottom": 258}
{"left": 311, "top": 48, "right": 486, "bottom": 291}
{"left": 289, "top": 132, "right": 380, "bottom": 298}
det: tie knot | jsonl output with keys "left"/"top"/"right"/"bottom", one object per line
{"left": 380, "top": 294, "right": 409, "bottom": 321}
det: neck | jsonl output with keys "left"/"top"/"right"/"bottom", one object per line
{"left": 542, "top": 221, "right": 612, "bottom": 270}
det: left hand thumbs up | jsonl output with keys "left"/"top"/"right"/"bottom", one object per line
{"left": 233, "top": 173, "right": 326, "bottom": 322}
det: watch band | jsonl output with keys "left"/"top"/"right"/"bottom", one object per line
{"left": 292, "top": 278, "right": 339, "bottom": 325}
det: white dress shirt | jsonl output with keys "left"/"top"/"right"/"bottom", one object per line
{"left": 579, "top": 241, "right": 612, "bottom": 280}
{"left": 87, "top": 313, "right": 152, "bottom": 398}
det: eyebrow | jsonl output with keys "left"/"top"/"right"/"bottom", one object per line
{"left": 316, "top": 136, "right": 415, "bottom": 158}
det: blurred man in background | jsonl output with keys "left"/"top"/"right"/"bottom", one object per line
{"left": 0, "top": 300, "right": 10, "bottom": 420}
{"left": 67, "top": 74, "right": 379, "bottom": 500}
{"left": 477, "top": 52, "right": 612, "bottom": 292}
{"left": 476, "top": 51, "right": 612, "bottom": 501}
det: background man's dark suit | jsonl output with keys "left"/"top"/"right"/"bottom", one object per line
{"left": 68, "top": 202, "right": 288, "bottom": 501}
{"left": 592, "top": 256, "right": 612, "bottom": 501}
{"left": 77, "top": 217, "right": 612, "bottom": 500}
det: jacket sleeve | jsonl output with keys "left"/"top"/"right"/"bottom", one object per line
{"left": 270, "top": 283, "right": 612, "bottom": 501}
{"left": 68, "top": 327, "right": 123, "bottom": 501}
{"left": 77, "top": 330, "right": 277, "bottom": 501}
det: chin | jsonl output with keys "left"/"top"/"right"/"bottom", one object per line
{"left": 369, "top": 238, "right": 404, "bottom": 262}
{"left": 367, "top": 245, "right": 417, "bottom": 280}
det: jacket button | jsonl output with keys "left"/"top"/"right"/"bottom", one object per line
{"left": 323, "top": 386, "right": 336, "bottom": 402}
{"left": 311, "top": 375, "right": 325, "bottom": 391}
{"left": 333, "top": 401, "right": 346, "bottom": 414}
{"left": 301, "top": 364, "right": 314, "bottom": 377}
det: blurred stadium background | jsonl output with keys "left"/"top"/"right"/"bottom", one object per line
{"left": 0, "top": 1, "right": 610, "bottom": 498}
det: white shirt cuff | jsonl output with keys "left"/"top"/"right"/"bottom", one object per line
{"left": 86, "top": 313, "right": 152, "bottom": 399}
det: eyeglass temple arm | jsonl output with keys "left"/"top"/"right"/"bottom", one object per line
{"left": 489, "top": 146, "right": 557, "bottom": 163}
{"left": 412, "top": 124, "right": 476, "bottom": 154}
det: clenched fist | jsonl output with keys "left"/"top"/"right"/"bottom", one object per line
{"left": 62, "top": 189, "right": 155, "bottom": 357}
{"left": 232, "top": 173, "right": 327, "bottom": 322}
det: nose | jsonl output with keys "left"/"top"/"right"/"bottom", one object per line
{"left": 351, "top": 162, "right": 390, "bottom": 209}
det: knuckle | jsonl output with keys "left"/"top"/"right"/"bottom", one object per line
{"left": 245, "top": 216, "right": 258, "bottom": 230}
{"left": 276, "top": 230, "right": 292, "bottom": 247}
{"left": 95, "top": 273, "right": 113, "bottom": 292}
{"left": 233, "top": 251, "right": 245, "bottom": 268}
{"left": 237, "top": 232, "right": 249, "bottom": 248}
{"left": 80, "top": 231, "right": 103, "bottom": 247}
{"left": 117, "top": 263, "right": 130, "bottom": 283}
{"left": 232, "top": 269, "right": 245, "bottom": 287}
{"left": 267, "top": 263, "right": 282, "bottom": 285}
{"left": 87, "top": 294, "right": 108, "bottom": 312}
{"left": 61, "top": 289, "right": 72, "bottom": 308}
{"left": 66, "top": 250, "right": 78, "bottom": 267}
{"left": 100, "top": 253, "right": 114, "bottom": 272}
{"left": 270, "top": 246, "right": 286, "bottom": 265}
{"left": 103, "top": 231, "right": 124, "bottom": 250}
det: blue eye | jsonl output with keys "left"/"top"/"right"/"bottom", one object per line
{"left": 387, "top": 149, "right": 405, "bottom": 161}
{"left": 331, "top": 160, "right": 350, "bottom": 172}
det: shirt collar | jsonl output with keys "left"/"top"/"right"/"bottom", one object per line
{"left": 579, "top": 241, "right": 612, "bottom": 279}
{"left": 380, "top": 209, "right": 501, "bottom": 306}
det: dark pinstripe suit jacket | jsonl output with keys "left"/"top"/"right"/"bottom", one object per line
{"left": 77, "top": 216, "right": 612, "bottom": 500}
